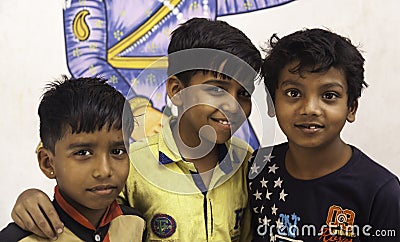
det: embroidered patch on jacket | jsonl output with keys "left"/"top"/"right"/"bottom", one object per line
{"left": 151, "top": 213, "right": 177, "bottom": 238}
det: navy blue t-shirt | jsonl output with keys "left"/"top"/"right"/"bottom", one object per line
{"left": 249, "top": 142, "right": 400, "bottom": 242}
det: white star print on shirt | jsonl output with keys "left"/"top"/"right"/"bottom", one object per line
{"left": 279, "top": 189, "right": 288, "bottom": 201}
{"left": 250, "top": 162, "right": 260, "bottom": 174}
{"left": 253, "top": 207, "right": 259, "bottom": 214}
{"left": 262, "top": 215, "right": 271, "bottom": 226}
{"left": 271, "top": 203, "right": 278, "bottom": 215}
{"left": 265, "top": 189, "right": 272, "bottom": 200}
{"left": 260, "top": 177, "right": 268, "bottom": 188}
{"left": 253, "top": 189, "right": 262, "bottom": 200}
{"left": 268, "top": 163, "right": 279, "bottom": 173}
{"left": 263, "top": 154, "right": 275, "bottom": 162}
{"left": 274, "top": 177, "right": 283, "bottom": 188}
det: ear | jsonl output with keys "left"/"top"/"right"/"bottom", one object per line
{"left": 346, "top": 99, "right": 359, "bottom": 123}
{"left": 166, "top": 76, "right": 184, "bottom": 106}
{"left": 37, "top": 147, "right": 56, "bottom": 179}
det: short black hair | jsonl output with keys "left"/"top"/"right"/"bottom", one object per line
{"left": 262, "top": 28, "right": 368, "bottom": 107}
{"left": 167, "top": 18, "right": 262, "bottom": 90}
{"left": 39, "top": 75, "right": 134, "bottom": 153}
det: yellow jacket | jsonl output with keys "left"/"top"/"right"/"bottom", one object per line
{"left": 119, "top": 118, "right": 253, "bottom": 241}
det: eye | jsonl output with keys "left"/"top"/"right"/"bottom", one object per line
{"left": 111, "top": 148, "right": 127, "bottom": 156}
{"left": 285, "top": 89, "right": 301, "bottom": 98}
{"left": 74, "top": 150, "right": 91, "bottom": 156}
{"left": 206, "top": 86, "right": 225, "bottom": 95}
{"left": 239, "top": 90, "right": 251, "bottom": 98}
{"left": 322, "top": 92, "right": 339, "bottom": 100}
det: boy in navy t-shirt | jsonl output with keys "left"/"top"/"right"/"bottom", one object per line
{"left": 249, "top": 28, "right": 400, "bottom": 241}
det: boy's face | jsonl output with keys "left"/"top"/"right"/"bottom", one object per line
{"left": 42, "top": 126, "right": 129, "bottom": 214}
{"left": 171, "top": 72, "right": 252, "bottom": 146}
{"left": 274, "top": 63, "right": 357, "bottom": 149}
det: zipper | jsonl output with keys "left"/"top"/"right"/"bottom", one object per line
{"left": 202, "top": 191, "right": 209, "bottom": 240}
{"left": 210, "top": 199, "right": 213, "bottom": 236}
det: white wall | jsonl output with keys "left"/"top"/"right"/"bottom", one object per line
{"left": 0, "top": 0, "right": 399, "bottom": 227}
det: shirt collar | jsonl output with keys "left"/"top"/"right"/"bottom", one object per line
{"left": 158, "top": 117, "right": 234, "bottom": 174}
{"left": 54, "top": 185, "right": 122, "bottom": 230}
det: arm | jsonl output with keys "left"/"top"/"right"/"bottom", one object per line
{"left": 11, "top": 189, "right": 63, "bottom": 240}
{"left": 239, "top": 202, "right": 253, "bottom": 241}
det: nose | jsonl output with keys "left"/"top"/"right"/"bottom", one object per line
{"left": 93, "top": 154, "right": 112, "bottom": 179}
{"left": 220, "top": 94, "right": 240, "bottom": 113}
{"left": 300, "top": 96, "right": 322, "bottom": 116}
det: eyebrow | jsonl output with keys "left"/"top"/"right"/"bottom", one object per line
{"left": 203, "top": 79, "right": 230, "bottom": 86}
{"left": 320, "top": 82, "right": 344, "bottom": 90}
{"left": 67, "top": 142, "right": 95, "bottom": 150}
{"left": 203, "top": 79, "right": 253, "bottom": 92}
{"left": 279, "top": 80, "right": 345, "bottom": 90}
{"left": 279, "top": 80, "right": 303, "bottom": 88}
{"left": 67, "top": 140, "right": 126, "bottom": 150}
{"left": 110, "top": 141, "right": 127, "bottom": 147}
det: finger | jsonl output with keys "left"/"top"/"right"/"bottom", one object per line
{"left": 13, "top": 209, "right": 48, "bottom": 239}
{"left": 12, "top": 202, "right": 44, "bottom": 236}
{"left": 27, "top": 207, "right": 58, "bottom": 240}
{"left": 12, "top": 190, "right": 61, "bottom": 240}
{"left": 39, "top": 202, "right": 64, "bottom": 236}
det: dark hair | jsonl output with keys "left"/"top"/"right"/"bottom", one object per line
{"left": 167, "top": 18, "right": 262, "bottom": 89}
{"left": 39, "top": 75, "right": 134, "bottom": 153}
{"left": 262, "top": 28, "right": 368, "bottom": 107}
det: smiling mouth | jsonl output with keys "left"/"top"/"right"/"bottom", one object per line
{"left": 295, "top": 123, "right": 324, "bottom": 130}
{"left": 211, "top": 117, "right": 231, "bottom": 126}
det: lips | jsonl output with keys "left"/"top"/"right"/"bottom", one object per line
{"left": 294, "top": 122, "right": 324, "bottom": 133}
{"left": 87, "top": 185, "right": 117, "bottom": 195}
{"left": 210, "top": 117, "right": 233, "bottom": 130}
{"left": 211, "top": 118, "right": 230, "bottom": 125}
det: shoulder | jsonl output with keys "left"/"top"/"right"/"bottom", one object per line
{"left": 129, "top": 133, "right": 163, "bottom": 165}
{"left": 119, "top": 204, "right": 146, "bottom": 220}
{"left": 0, "top": 222, "right": 32, "bottom": 242}
{"left": 229, "top": 136, "right": 253, "bottom": 156}
{"left": 351, "top": 146, "right": 399, "bottom": 185}
{"left": 111, "top": 205, "right": 147, "bottom": 241}
{"left": 251, "top": 142, "right": 287, "bottom": 161}
{"left": 130, "top": 133, "right": 160, "bottom": 152}
{"left": 248, "top": 142, "right": 287, "bottom": 180}
{"left": 117, "top": 204, "right": 146, "bottom": 229}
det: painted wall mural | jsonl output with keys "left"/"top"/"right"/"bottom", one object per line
{"left": 63, "top": 0, "right": 295, "bottom": 146}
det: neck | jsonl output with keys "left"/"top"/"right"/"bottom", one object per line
{"left": 285, "top": 138, "right": 352, "bottom": 180}
{"left": 172, "top": 123, "right": 219, "bottom": 173}
{"left": 58, "top": 189, "right": 107, "bottom": 228}
{"left": 79, "top": 208, "right": 106, "bottom": 228}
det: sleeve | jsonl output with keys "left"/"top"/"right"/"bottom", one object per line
{"left": 237, "top": 147, "right": 255, "bottom": 241}
{"left": 239, "top": 202, "right": 253, "bottom": 242}
{"left": 0, "top": 222, "right": 32, "bottom": 242}
{"left": 364, "top": 176, "right": 400, "bottom": 241}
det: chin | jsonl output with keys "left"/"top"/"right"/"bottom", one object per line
{"left": 292, "top": 140, "right": 325, "bottom": 149}
{"left": 216, "top": 135, "right": 233, "bottom": 144}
